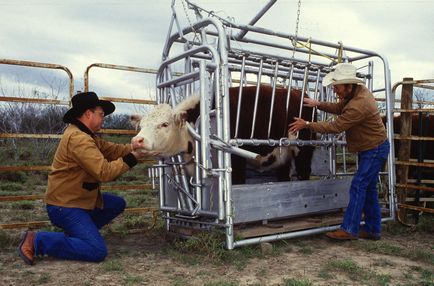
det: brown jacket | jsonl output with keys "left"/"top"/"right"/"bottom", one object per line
{"left": 308, "top": 85, "right": 387, "bottom": 153}
{"left": 45, "top": 121, "right": 136, "bottom": 209}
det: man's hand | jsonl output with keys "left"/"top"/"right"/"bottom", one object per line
{"left": 131, "top": 150, "right": 161, "bottom": 160}
{"left": 288, "top": 117, "right": 307, "bottom": 133}
{"left": 303, "top": 97, "right": 319, "bottom": 108}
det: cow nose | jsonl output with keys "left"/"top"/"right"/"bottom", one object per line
{"left": 133, "top": 136, "right": 152, "bottom": 150}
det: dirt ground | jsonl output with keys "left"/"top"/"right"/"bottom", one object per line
{"left": 1, "top": 220, "right": 433, "bottom": 286}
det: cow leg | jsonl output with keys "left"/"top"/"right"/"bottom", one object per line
{"left": 295, "top": 146, "right": 315, "bottom": 180}
{"left": 231, "top": 155, "right": 246, "bottom": 185}
{"left": 276, "top": 160, "right": 292, "bottom": 181}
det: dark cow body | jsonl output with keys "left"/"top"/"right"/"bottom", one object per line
{"left": 181, "top": 85, "right": 315, "bottom": 184}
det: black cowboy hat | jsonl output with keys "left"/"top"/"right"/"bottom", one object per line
{"left": 63, "top": 91, "right": 115, "bottom": 123}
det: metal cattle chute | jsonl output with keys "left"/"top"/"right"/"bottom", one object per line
{"left": 150, "top": 0, "right": 396, "bottom": 249}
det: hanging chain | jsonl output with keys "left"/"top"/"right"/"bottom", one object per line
{"left": 180, "top": 0, "right": 199, "bottom": 43}
{"left": 292, "top": 0, "right": 302, "bottom": 58}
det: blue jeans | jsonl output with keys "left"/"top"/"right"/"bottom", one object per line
{"left": 34, "top": 193, "right": 126, "bottom": 262}
{"left": 341, "top": 139, "right": 390, "bottom": 236}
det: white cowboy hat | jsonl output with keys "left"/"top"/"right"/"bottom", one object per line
{"left": 322, "top": 63, "right": 365, "bottom": 86}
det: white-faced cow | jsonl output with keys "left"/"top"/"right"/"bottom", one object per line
{"left": 131, "top": 85, "right": 315, "bottom": 184}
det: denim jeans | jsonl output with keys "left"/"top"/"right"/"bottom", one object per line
{"left": 34, "top": 193, "right": 126, "bottom": 262}
{"left": 341, "top": 139, "right": 390, "bottom": 236}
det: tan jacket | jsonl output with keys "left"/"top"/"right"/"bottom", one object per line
{"left": 308, "top": 85, "right": 387, "bottom": 153}
{"left": 45, "top": 122, "right": 136, "bottom": 209}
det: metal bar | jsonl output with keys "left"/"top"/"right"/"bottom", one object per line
{"left": 283, "top": 64, "right": 294, "bottom": 137}
{"left": 232, "top": 217, "right": 394, "bottom": 248}
{"left": 234, "top": 56, "right": 246, "bottom": 138}
{"left": 250, "top": 59, "right": 263, "bottom": 138}
{"left": 0, "top": 166, "right": 51, "bottom": 172}
{"left": 0, "top": 58, "right": 74, "bottom": 98}
{"left": 98, "top": 97, "right": 156, "bottom": 105}
{"left": 235, "top": 0, "right": 277, "bottom": 40}
{"left": 229, "top": 138, "right": 347, "bottom": 147}
{"left": 0, "top": 207, "right": 158, "bottom": 230}
{"left": 267, "top": 61, "right": 279, "bottom": 138}
{"left": 0, "top": 133, "right": 62, "bottom": 139}
{"left": 0, "top": 96, "right": 69, "bottom": 105}
{"left": 84, "top": 63, "right": 158, "bottom": 92}
{"left": 199, "top": 60, "right": 210, "bottom": 177}
{"left": 0, "top": 195, "right": 44, "bottom": 202}
{"left": 157, "top": 70, "right": 200, "bottom": 89}
{"left": 394, "top": 109, "right": 434, "bottom": 113}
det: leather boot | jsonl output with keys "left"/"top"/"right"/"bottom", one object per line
{"left": 325, "top": 229, "right": 357, "bottom": 240}
{"left": 18, "top": 231, "right": 35, "bottom": 265}
{"left": 358, "top": 230, "right": 381, "bottom": 240}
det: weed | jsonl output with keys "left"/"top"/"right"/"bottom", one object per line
{"left": 35, "top": 273, "right": 51, "bottom": 284}
{"left": 355, "top": 240, "right": 434, "bottom": 265}
{"left": 204, "top": 281, "right": 239, "bottom": 286}
{"left": 283, "top": 277, "right": 313, "bottom": 286}
{"left": 102, "top": 259, "right": 123, "bottom": 272}
{"left": 325, "top": 258, "right": 365, "bottom": 280}
{"left": 123, "top": 274, "right": 143, "bottom": 285}
{"left": 415, "top": 213, "right": 434, "bottom": 233}
{"left": 174, "top": 231, "right": 226, "bottom": 262}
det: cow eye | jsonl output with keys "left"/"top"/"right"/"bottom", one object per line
{"left": 160, "top": 122, "right": 169, "bottom": 128}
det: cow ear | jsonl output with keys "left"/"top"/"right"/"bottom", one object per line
{"left": 173, "top": 111, "right": 188, "bottom": 127}
{"left": 130, "top": 115, "right": 142, "bottom": 131}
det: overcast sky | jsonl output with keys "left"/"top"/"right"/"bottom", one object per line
{"left": 1, "top": 0, "right": 433, "bottom": 104}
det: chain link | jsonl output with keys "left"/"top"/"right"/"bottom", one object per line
{"left": 180, "top": 0, "right": 199, "bottom": 43}
{"left": 292, "top": 0, "right": 302, "bottom": 58}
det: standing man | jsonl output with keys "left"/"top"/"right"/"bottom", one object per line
{"left": 289, "top": 63, "right": 390, "bottom": 240}
{"left": 18, "top": 91, "right": 158, "bottom": 264}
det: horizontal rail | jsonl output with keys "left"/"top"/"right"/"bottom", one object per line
{"left": 0, "top": 166, "right": 52, "bottom": 172}
{"left": 0, "top": 58, "right": 74, "bottom": 98}
{"left": 394, "top": 109, "right": 434, "bottom": 113}
{"left": 0, "top": 133, "right": 62, "bottom": 139}
{"left": 394, "top": 135, "right": 434, "bottom": 141}
{"left": 398, "top": 203, "right": 434, "bottom": 214}
{"left": 0, "top": 195, "right": 45, "bottom": 202}
{"left": 396, "top": 183, "right": 434, "bottom": 193}
{"left": 0, "top": 185, "right": 155, "bottom": 202}
{"left": 99, "top": 97, "right": 156, "bottom": 105}
{"left": 395, "top": 160, "right": 434, "bottom": 168}
{"left": 0, "top": 207, "right": 159, "bottom": 229}
{"left": 0, "top": 96, "right": 69, "bottom": 105}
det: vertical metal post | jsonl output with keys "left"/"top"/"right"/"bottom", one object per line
{"left": 234, "top": 56, "right": 246, "bottom": 138}
{"left": 296, "top": 66, "right": 309, "bottom": 138}
{"left": 199, "top": 60, "right": 210, "bottom": 178}
{"left": 250, "top": 58, "right": 264, "bottom": 139}
{"left": 267, "top": 61, "right": 279, "bottom": 138}
{"left": 283, "top": 63, "right": 294, "bottom": 137}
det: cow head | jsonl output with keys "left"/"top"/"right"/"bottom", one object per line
{"left": 130, "top": 95, "right": 200, "bottom": 157}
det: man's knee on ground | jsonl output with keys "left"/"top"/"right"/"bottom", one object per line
{"left": 90, "top": 245, "right": 108, "bottom": 262}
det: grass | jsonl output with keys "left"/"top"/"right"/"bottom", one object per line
{"left": 102, "top": 259, "right": 124, "bottom": 272}
{"left": 320, "top": 258, "right": 392, "bottom": 286}
{"left": 283, "top": 278, "right": 313, "bottom": 286}
{"left": 354, "top": 239, "right": 434, "bottom": 266}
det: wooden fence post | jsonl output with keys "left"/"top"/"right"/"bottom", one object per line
{"left": 396, "top": 77, "right": 413, "bottom": 223}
